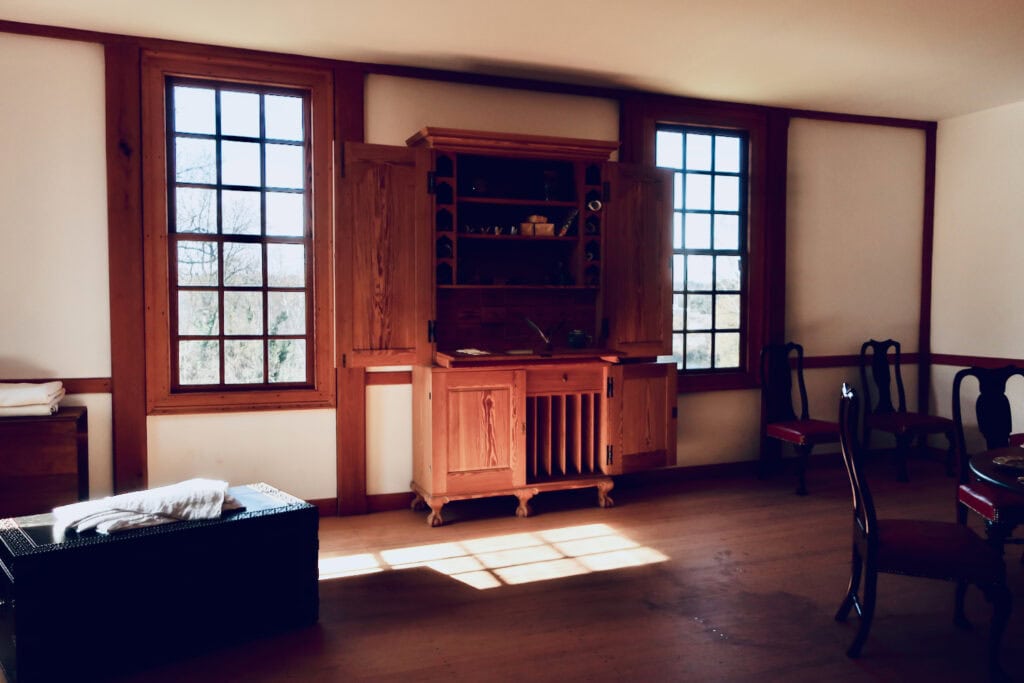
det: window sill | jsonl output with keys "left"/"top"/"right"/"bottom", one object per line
{"left": 147, "top": 386, "right": 335, "bottom": 415}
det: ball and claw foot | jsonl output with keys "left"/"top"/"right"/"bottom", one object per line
{"left": 597, "top": 481, "right": 615, "bottom": 508}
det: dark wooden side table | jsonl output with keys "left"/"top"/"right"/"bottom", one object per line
{"left": 0, "top": 406, "right": 88, "bottom": 517}
{"left": 969, "top": 446, "right": 1024, "bottom": 494}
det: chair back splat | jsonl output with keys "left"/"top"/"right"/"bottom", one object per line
{"left": 834, "top": 383, "right": 1011, "bottom": 680}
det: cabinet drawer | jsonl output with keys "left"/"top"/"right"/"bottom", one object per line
{"left": 526, "top": 366, "right": 603, "bottom": 395}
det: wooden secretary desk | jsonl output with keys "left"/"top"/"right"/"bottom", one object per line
{"left": 339, "top": 128, "right": 677, "bottom": 525}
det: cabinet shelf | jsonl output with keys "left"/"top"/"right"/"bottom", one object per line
{"left": 457, "top": 233, "right": 578, "bottom": 242}
{"left": 457, "top": 197, "right": 578, "bottom": 208}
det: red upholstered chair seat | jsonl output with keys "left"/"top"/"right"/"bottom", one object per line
{"left": 877, "top": 519, "right": 1006, "bottom": 585}
{"left": 866, "top": 411, "right": 953, "bottom": 436}
{"left": 766, "top": 419, "right": 840, "bottom": 446}
{"left": 958, "top": 480, "right": 1024, "bottom": 524}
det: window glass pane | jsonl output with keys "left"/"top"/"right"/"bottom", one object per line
{"left": 673, "top": 172, "right": 683, "bottom": 210}
{"left": 672, "top": 334, "right": 685, "bottom": 366}
{"left": 672, "top": 254, "right": 686, "bottom": 291}
{"left": 686, "top": 255, "right": 713, "bottom": 290}
{"left": 221, "top": 140, "right": 261, "bottom": 187}
{"left": 686, "top": 133, "right": 712, "bottom": 171}
{"left": 269, "top": 339, "right": 306, "bottom": 382}
{"left": 175, "top": 137, "right": 216, "bottom": 183}
{"left": 224, "top": 291, "right": 263, "bottom": 335}
{"left": 684, "top": 213, "right": 710, "bottom": 249}
{"left": 686, "top": 294, "right": 712, "bottom": 330}
{"left": 267, "top": 192, "right": 304, "bottom": 236}
{"left": 265, "top": 95, "right": 303, "bottom": 141}
{"left": 714, "top": 176, "right": 739, "bottom": 212}
{"left": 173, "top": 86, "right": 215, "bottom": 134}
{"left": 656, "top": 131, "right": 683, "bottom": 169}
{"left": 222, "top": 189, "right": 261, "bottom": 235}
{"left": 266, "top": 144, "right": 304, "bottom": 189}
{"left": 713, "top": 214, "right": 739, "bottom": 250}
{"left": 178, "top": 290, "right": 218, "bottom": 335}
{"left": 673, "top": 212, "right": 682, "bottom": 250}
{"left": 715, "top": 332, "right": 740, "bottom": 367}
{"left": 225, "top": 340, "right": 264, "bottom": 384}
{"left": 268, "top": 292, "right": 306, "bottom": 334}
{"left": 175, "top": 187, "right": 216, "bottom": 233}
{"left": 220, "top": 91, "right": 260, "bottom": 138}
{"left": 268, "top": 243, "right": 305, "bottom": 287}
{"left": 716, "top": 294, "right": 741, "bottom": 329}
{"left": 222, "top": 242, "right": 263, "bottom": 287}
{"left": 672, "top": 294, "right": 685, "bottom": 331}
{"left": 179, "top": 340, "right": 219, "bottom": 385}
{"left": 716, "top": 255, "right": 741, "bottom": 290}
{"left": 686, "top": 333, "right": 712, "bottom": 369}
{"left": 715, "top": 136, "right": 741, "bottom": 173}
{"left": 685, "top": 173, "right": 711, "bottom": 210}
{"left": 177, "top": 241, "right": 218, "bottom": 286}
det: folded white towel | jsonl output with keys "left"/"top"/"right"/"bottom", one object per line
{"left": 0, "top": 381, "right": 64, "bottom": 407}
{"left": 0, "top": 390, "right": 64, "bottom": 417}
{"left": 53, "top": 478, "right": 234, "bottom": 535}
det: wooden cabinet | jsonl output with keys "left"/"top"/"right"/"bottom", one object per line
{"left": 340, "top": 128, "right": 677, "bottom": 525}
{"left": 0, "top": 407, "right": 88, "bottom": 518}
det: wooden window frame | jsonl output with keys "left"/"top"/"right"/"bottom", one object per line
{"left": 621, "top": 97, "right": 770, "bottom": 393}
{"left": 141, "top": 51, "right": 335, "bottom": 414}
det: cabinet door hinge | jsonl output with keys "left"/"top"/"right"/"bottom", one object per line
{"left": 342, "top": 353, "right": 347, "bottom": 368}
{"left": 606, "top": 445, "right": 613, "bottom": 466}
{"left": 427, "top": 171, "right": 436, "bottom": 195}
{"left": 606, "top": 377, "right": 614, "bottom": 398}
{"left": 427, "top": 319, "right": 436, "bottom": 343}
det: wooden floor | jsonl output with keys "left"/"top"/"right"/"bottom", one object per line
{"left": 114, "top": 458, "right": 1024, "bottom": 683}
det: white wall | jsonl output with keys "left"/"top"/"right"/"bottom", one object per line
{"left": 0, "top": 33, "right": 115, "bottom": 495}
{"left": 931, "top": 99, "right": 1024, "bottom": 427}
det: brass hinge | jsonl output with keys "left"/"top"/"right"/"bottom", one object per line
{"left": 342, "top": 353, "right": 347, "bottom": 368}
{"left": 606, "top": 445, "right": 613, "bottom": 466}
{"left": 427, "top": 319, "right": 436, "bottom": 343}
{"left": 606, "top": 377, "right": 614, "bottom": 398}
{"left": 427, "top": 171, "right": 436, "bottom": 194}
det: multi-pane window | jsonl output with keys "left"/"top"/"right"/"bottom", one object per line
{"left": 168, "top": 80, "right": 311, "bottom": 389}
{"left": 656, "top": 126, "right": 748, "bottom": 372}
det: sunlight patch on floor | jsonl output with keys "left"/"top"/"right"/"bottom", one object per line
{"left": 318, "top": 523, "right": 668, "bottom": 588}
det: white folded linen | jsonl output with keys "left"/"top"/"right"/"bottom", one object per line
{"left": 0, "top": 390, "right": 64, "bottom": 416}
{"left": 53, "top": 478, "right": 234, "bottom": 535}
{"left": 0, "top": 381, "right": 64, "bottom": 407}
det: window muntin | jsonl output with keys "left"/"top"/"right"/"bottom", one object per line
{"left": 656, "top": 127, "right": 748, "bottom": 372}
{"left": 167, "top": 80, "right": 312, "bottom": 390}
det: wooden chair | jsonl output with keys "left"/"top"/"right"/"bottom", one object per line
{"left": 833, "top": 384, "right": 1011, "bottom": 680}
{"left": 759, "top": 342, "right": 840, "bottom": 495}
{"left": 952, "top": 365, "right": 1024, "bottom": 557}
{"left": 859, "top": 339, "right": 955, "bottom": 481}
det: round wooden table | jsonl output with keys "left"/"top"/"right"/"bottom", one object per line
{"left": 969, "top": 446, "right": 1024, "bottom": 494}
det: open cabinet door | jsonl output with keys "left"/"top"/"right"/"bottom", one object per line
{"left": 602, "top": 163, "right": 673, "bottom": 357}
{"left": 337, "top": 142, "right": 433, "bottom": 367}
{"left": 602, "top": 362, "right": 677, "bottom": 475}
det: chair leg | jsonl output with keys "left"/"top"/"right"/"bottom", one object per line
{"left": 834, "top": 547, "right": 863, "bottom": 623}
{"left": 894, "top": 433, "right": 912, "bottom": 482}
{"left": 984, "top": 521, "right": 1010, "bottom": 558}
{"left": 794, "top": 444, "right": 811, "bottom": 496}
{"left": 981, "top": 581, "right": 1012, "bottom": 682}
{"left": 954, "top": 580, "right": 971, "bottom": 630}
{"left": 944, "top": 428, "right": 956, "bottom": 477}
{"left": 846, "top": 566, "right": 877, "bottom": 658}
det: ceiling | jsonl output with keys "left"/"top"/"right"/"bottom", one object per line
{"left": 2, "top": 0, "right": 1023, "bottom": 121}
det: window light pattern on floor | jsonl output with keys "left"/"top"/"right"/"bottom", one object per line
{"left": 318, "top": 523, "right": 668, "bottom": 590}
